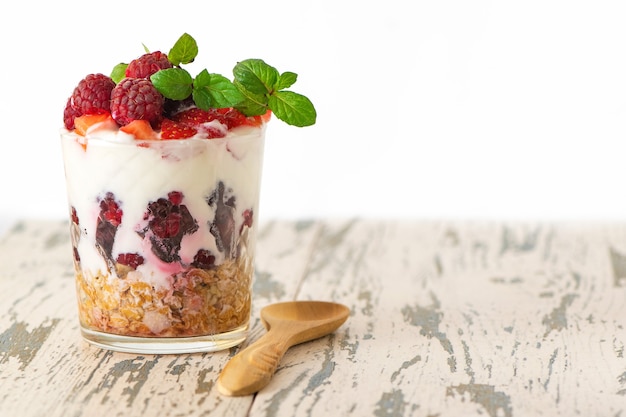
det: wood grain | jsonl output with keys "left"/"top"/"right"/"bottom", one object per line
{"left": 1, "top": 219, "right": 625, "bottom": 416}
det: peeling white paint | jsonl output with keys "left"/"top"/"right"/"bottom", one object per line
{"left": 1, "top": 220, "right": 626, "bottom": 416}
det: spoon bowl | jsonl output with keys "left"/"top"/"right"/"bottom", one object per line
{"left": 261, "top": 301, "right": 350, "bottom": 345}
{"left": 217, "top": 300, "right": 350, "bottom": 396}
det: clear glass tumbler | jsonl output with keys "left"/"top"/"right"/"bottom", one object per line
{"left": 60, "top": 128, "right": 265, "bottom": 354}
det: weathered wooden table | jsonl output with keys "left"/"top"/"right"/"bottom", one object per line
{"left": 1, "top": 219, "right": 625, "bottom": 416}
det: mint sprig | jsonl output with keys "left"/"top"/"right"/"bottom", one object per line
{"left": 193, "top": 70, "right": 244, "bottom": 109}
{"left": 148, "top": 34, "right": 243, "bottom": 110}
{"left": 233, "top": 59, "right": 316, "bottom": 127}
{"left": 118, "top": 33, "right": 316, "bottom": 127}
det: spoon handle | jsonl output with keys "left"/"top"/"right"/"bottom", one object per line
{"left": 217, "top": 331, "right": 290, "bottom": 396}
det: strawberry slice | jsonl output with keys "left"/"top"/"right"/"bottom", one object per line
{"left": 74, "top": 113, "right": 113, "bottom": 136}
{"left": 170, "top": 108, "right": 226, "bottom": 138}
{"left": 120, "top": 120, "right": 157, "bottom": 140}
{"left": 165, "top": 107, "right": 269, "bottom": 139}
{"left": 173, "top": 108, "right": 217, "bottom": 125}
{"left": 216, "top": 108, "right": 272, "bottom": 129}
{"left": 161, "top": 119, "right": 198, "bottom": 139}
{"left": 174, "top": 107, "right": 271, "bottom": 129}
{"left": 213, "top": 108, "right": 247, "bottom": 129}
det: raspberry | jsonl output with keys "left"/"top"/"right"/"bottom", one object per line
{"left": 242, "top": 209, "right": 254, "bottom": 228}
{"left": 99, "top": 193, "right": 123, "bottom": 226}
{"left": 168, "top": 191, "right": 183, "bottom": 205}
{"left": 138, "top": 192, "right": 199, "bottom": 263}
{"left": 63, "top": 97, "right": 82, "bottom": 130}
{"left": 65, "top": 74, "right": 115, "bottom": 129}
{"left": 239, "top": 209, "right": 254, "bottom": 235}
{"left": 117, "top": 253, "right": 145, "bottom": 270}
{"left": 110, "top": 78, "right": 164, "bottom": 126}
{"left": 125, "top": 51, "right": 172, "bottom": 79}
{"left": 191, "top": 249, "right": 215, "bottom": 269}
{"left": 155, "top": 212, "right": 182, "bottom": 238}
{"left": 70, "top": 206, "right": 80, "bottom": 225}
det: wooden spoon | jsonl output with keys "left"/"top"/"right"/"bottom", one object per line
{"left": 217, "top": 300, "right": 350, "bottom": 396}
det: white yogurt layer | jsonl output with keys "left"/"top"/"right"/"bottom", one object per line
{"left": 61, "top": 125, "right": 266, "bottom": 289}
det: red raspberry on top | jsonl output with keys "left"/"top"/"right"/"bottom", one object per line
{"left": 110, "top": 78, "right": 164, "bottom": 126}
{"left": 64, "top": 73, "right": 115, "bottom": 129}
{"left": 63, "top": 98, "right": 82, "bottom": 130}
{"left": 125, "top": 51, "right": 172, "bottom": 79}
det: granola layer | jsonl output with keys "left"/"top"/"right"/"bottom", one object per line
{"left": 75, "top": 257, "right": 252, "bottom": 337}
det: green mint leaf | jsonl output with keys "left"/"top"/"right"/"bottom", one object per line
{"left": 110, "top": 63, "right": 128, "bottom": 84}
{"left": 234, "top": 80, "right": 269, "bottom": 116}
{"left": 276, "top": 71, "right": 298, "bottom": 90}
{"left": 192, "top": 70, "right": 243, "bottom": 109}
{"left": 194, "top": 68, "right": 211, "bottom": 88}
{"left": 151, "top": 68, "right": 193, "bottom": 100}
{"left": 191, "top": 91, "right": 210, "bottom": 110}
{"left": 142, "top": 43, "right": 150, "bottom": 54}
{"left": 168, "top": 33, "right": 198, "bottom": 66}
{"left": 192, "top": 90, "right": 211, "bottom": 110}
{"left": 268, "top": 91, "right": 316, "bottom": 127}
{"left": 233, "top": 59, "right": 279, "bottom": 95}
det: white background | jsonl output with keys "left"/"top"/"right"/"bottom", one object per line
{"left": 2, "top": 0, "right": 626, "bottom": 235}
